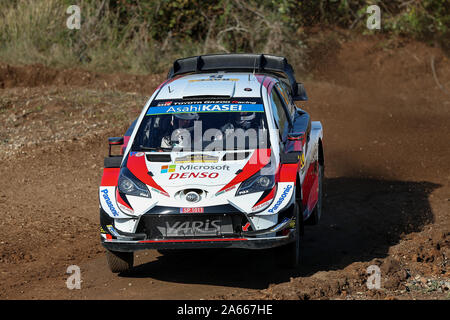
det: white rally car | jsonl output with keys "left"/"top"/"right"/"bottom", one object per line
{"left": 99, "top": 54, "right": 324, "bottom": 273}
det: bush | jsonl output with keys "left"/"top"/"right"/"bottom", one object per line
{"left": 0, "top": 0, "right": 448, "bottom": 74}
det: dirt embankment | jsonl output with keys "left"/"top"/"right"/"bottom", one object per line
{"left": 0, "top": 35, "right": 449, "bottom": 300}
{"left": 231, "top": 35, "right": 450, "bottom": 300}
{"left": 0, "top": 63, "right": 164, "bottom": 92}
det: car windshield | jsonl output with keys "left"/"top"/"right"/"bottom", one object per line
{"left": 131, "top": 98, "right": 270, "bottom": 152}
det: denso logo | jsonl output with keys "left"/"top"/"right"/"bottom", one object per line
{"left": 169, "top": 172, "right": 219, "bottom": 180}
{"left": 101, "top": 189, "right": 119, "bottom": 216}
{"left": 268, "top": 185, "right": 293, "bottom": 213}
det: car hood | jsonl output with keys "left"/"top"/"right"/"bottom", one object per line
{"left": 125, "top": 149, "right": 271, "bottom": 192}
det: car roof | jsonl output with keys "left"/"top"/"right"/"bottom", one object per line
{"left": 164, "top": 54, "right": 307, "bottom": 101}
{"left": 155, "top": 72, "right": 277, "bottom": 100}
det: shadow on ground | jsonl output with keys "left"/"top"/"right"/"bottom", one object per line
{"left": 121, "top": 177, "right": 439, "bottom": 290}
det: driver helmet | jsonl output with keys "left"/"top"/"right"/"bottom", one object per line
{"left": 235, "top": 112, "right": 255, "bottom": 129}
{"left": 174, "top": 113, "right": 199, "bottom": 129}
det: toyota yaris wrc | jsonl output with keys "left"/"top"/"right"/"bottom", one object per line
{"left": 99, "top": 54, "right": 324, "bottom": 273}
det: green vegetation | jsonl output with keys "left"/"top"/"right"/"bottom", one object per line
{"left": 0, "top": 0, "right": 448, "bottom": 74}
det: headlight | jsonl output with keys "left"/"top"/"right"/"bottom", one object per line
{"left": 236, "top": 171, "right": 275, "bottom": 196}
{"left": 118, "top": 167, "right": 151, "bottom": 198}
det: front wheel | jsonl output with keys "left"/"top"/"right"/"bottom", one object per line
{"left": 105, "top": 249, "right": 134, "bottom": 273}
{"left": 281, "top": 202, "right": 303, "bottom": 268}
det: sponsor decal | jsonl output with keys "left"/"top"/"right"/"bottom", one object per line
{"left": 180, "top": 207, "right": 204, "bottom": 213}
{"left": 215, "top": 185, "right": 236, "bottom": 196}
{"left": 130, "top": 151, "right": 144, "bottom": 157}
{"left": 161, "top": 164, "right": 230, "bottom": 174}
{"left": 169, "top": 172, "right": 219, "bottom": 180}
{"left": 161, "top": 165, "right": 176, "bottom": 173}
{"left": 146, "top": 103, "right": 264, "bottom": 116}
{"left": 101, "top": 189, "right": 119, "bottom": 216}
{"left": 156, "top": 101, "right": 172, "bottom": 106}
{"left": 106, "top": 225, "right": 120, "bottom": 237}
{"left": 174, "top": 154, "right": 219, "bottom": 163}
{"left": 268, "top": 185, "right": 293, "bottom": 213}
{"left": 251, "top": 199, "right": 272, "bottom": 212}
{"left": 179, "top": 164, "right": 230, "bottom": 171}
{"left": 154, "top": 99, "right": 258, "bottom": 106}
{"left": 100, "top": 227, "right": 106, "bottom": 234}
{"left": 151, "top": 187, "right": 170, "bottom": 197}
{"left": 272, "top": 217, "right": 290, "bottom": 232}
{"left": 117, "top": 202, "right": 134, "bottom": 215}
{"left": 300, "top": 152, "right": 305, "bottom": 169}
{"left": 188, "top": 75, "right": 238, "bottom": 82}
{"left": 165, "top": 220, "right": 221, "bottom": 235}
{"left": 188, "top": 79, "right": 239, "bottom": 82}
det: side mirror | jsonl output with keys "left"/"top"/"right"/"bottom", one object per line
{"left": 280, "top": 151, "right": 302, "bottom": 164}
{"left": 296, "top": 108, "right": 306, "bottom": 115}
{"left": 108, "top": 137, "right": 124, "bottom": 157}
{"left": 293, "top": 83, "right": 308, "bottom": 101}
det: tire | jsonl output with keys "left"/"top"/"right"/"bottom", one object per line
{"left": 105, "top": 249, "right": 134, "bottom": 273}
{"left": 305, "top": 162, "right": 323, "bottom": 225}
{"left": 281, "top": 201, "right": 303, "bottom": 268}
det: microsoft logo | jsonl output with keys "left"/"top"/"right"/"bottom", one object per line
{"left": 161, "top": 165, "right": 176, "bottom": 173}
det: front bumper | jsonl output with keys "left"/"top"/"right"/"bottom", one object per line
{"left": 99, "top": 202, "right": 297, "bottom": 252}
{"left": 101, "top": 232, "right": 294, "bottom": 252}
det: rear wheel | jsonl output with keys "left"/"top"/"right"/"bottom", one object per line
{"left": 105, "top": 249, "right": 134, "bottom": 273}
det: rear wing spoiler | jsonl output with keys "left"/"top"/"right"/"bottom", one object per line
{"left": 167, "top": 54, "right": 308, "bottom": 101}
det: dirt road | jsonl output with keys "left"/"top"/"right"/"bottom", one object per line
{"left": 1, "top": 35, "right": 449, "bottom": 299}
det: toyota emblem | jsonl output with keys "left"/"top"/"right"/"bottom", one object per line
{"left": 185, "top": 191, "right": 200, "bottom": 203}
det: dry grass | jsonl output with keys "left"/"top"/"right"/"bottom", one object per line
{"left": 0, "top": 0, "right": 309, "bottom": 75}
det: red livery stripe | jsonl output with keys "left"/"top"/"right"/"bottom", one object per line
{"left": 100, "top": 168, "right": 120, "bottom": 186}
{"left": 139, "top": 238, "right": 248, "bottom": 243}
{"left": 302, "top": 161, "right": 318, "bottom": 209}
{"left": 278, "top": 163, "right": 299, "bottom": 182}
{"left": 218, "top": 149, "right": 271, "bottom": 193}
{"left": 307, "top": 176, "right": 319, "bottom": 212}
{"left": 116, "top": 188, "right": 133, "bottom": 213}
{"left": 253, "top": 186, "right": 276, "bottom": 208}
{"left": 127, "top": 153, "right": 168, "bottom": 195}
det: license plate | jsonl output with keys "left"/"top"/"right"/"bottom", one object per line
{"left": 156, "top": 215, "right": 233, "bottom": 237}
{"left": 180, "top": 207, "right": 204, "bottom": 213}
